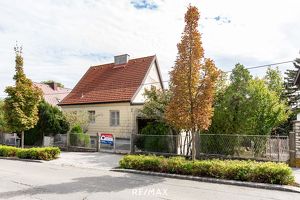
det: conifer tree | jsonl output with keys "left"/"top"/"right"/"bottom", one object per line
{"left": 283, "top": 58, "right": 300, "bottom": 109}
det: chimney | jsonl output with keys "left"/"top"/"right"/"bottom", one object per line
{"left": 114, "top": 54, "right": 130, "bottom": 65}
{"left": 48, "top": 82, "right": 58, "bottom": 91}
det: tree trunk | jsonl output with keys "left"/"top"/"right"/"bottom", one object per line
{"left": 191, "top": 129, "right": 196, "bottom": 160}
{"left": 21, "top": 131, "right": 24, "bottom": 148}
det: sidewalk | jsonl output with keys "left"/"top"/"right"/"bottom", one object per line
{"left": 293, "top": 168, "right": 300, "bottom": 184}
{"left": 46, "top": 152, "right": 122, "bottom": 170}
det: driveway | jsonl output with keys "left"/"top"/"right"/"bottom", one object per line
{"left": 293, "top": 168, "right": 300, "bottom": 184}
{"left": 47, "top": 151, "right": 122, "bottom": 170}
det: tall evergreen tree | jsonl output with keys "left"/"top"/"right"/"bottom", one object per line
{"left": 165, "top": 5, "right": 219, "bottom": 160}
{"left": 283, "top": 58, "right": 300, "bottom": 109}
{"left": 4, "top": 46, "right": 42, "bottom": 147}
{"left": 274, "top": 58, "right": 300, "bottom": 135}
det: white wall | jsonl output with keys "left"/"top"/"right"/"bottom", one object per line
{"left": 131, "top": 61, "right": 163, "bottom": 104}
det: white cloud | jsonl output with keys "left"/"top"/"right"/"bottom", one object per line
{"left": 0, "top": 0, "right": 300, "bottom": 97}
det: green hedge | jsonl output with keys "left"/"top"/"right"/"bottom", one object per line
{"left": 69, "top": 133, "right": 90, "bottom": 147}
{"left": 119, "top": 155, "right": 295, "bottom": 185}
{"left": 0, "top": 145, "right": 60, "bottom": 161}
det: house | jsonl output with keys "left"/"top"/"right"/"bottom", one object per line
{"left": 34, "top": 82, "right": 72, "bottom": 107}
{"left": 59, "top": 54, "right": 164, "bottom": 142}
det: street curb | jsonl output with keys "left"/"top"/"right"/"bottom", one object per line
{"left": 111, "top": 168, "right": 300, "bottom": 194}
{"left": 0, "top": 157, "right": 43, "bottom": 163}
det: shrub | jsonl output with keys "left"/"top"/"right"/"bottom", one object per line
{"left": 0, "top": 145, "right": 60, "bottom": 161}
{"left": 69, "top": 132, "right": 90, "bottom": 147}
{"left": 0, "top": 145, "right": 19, "bottom": 157}
{"left": 71, "top": 124, "right": 83, "bottom": 133}
{"left": 135, "top": 122, "right": 176, "bottom": 153}
{"left": 119, "top": 155, "right": 295, "bottom": 185}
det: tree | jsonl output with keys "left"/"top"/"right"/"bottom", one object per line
{"left": 138, "top": 87, "right": 178, "bottom": 153}
{"left": 264, "top": 67, "right": 284, "bottom": 97}
{"left": 209, "top": 64, "right": 289, "bottom": 136}
{"left": 246, "top": 78, "right": 289, "bottom": 135}
{"left": 25, "top": 100, "right": 70, "bottom": 145}
{"left": 4, "top": 46, "right": 42, "bottom": 148}
{"left": 64, "top": 111, "right": 90, "bottom": 132}
{"left": 283, "top": 58, "right": 300, "bottom": 109}
{"left": 140, "top": 86, "right": 171, "bottom": 123}
{"left": 208, "top": 64, "right": 252, "bottom": 136}
{"left": 165, "top": 5, "right": 219, "bottom": 160}
{"left": 41, "top": 80, "right": 64, "bottom": 88}
{"left": 0, "top": 100, "right": 7, "bottom": 132}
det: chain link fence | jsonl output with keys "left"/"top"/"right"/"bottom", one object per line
{"left": 132, "top": 133, "right": 191, "bottom": 156}
{"left": 53, "top": 134, "right": 67, "bottom": 148}
{"left": 199, "top": 134, "right": 289, "bottom": 162}
{"left": 131, "top": 133, "right": 290, "bottom": 162}
{"left": 67, "top": 133, "right": 97, "bottom": 151}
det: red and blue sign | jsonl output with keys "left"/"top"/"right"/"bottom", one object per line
{"left": 100, "top": 133, "right": 114, "bottom": 145}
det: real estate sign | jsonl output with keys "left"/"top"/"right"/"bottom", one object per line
{"left": 100, "top": 133, "right": 114, "bottom": 145}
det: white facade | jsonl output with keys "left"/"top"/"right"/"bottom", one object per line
{"left": 131, "top": 60, "right": 163, "bottom": 103}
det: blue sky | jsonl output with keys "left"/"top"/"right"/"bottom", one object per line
{"left": 0, "top": 0, "right": 300, "bottom": 97}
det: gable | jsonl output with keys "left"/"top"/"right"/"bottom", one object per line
{"left": 131, "top": 59, "right": 164, "bottom": 104}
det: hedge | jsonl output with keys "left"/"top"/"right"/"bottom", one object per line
{"left": 0, "top": 145, "right": 60, "bottom": 161}
{"left": 119, "top": 155, "right": 295, "bottom": 185}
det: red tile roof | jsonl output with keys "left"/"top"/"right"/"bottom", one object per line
{"left": 34, "top": 82, "right": 71, "bottom": 106}
{"left": 59, "top": 55, "right": 156, "bottom": 105}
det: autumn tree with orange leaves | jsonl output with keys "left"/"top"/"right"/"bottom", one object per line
{"left": 165, "top": 5, "right": 219, "bottom": 160}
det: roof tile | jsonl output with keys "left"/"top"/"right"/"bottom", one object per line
{"left": 59, "top": 55, "right": 155, "bottom": 105}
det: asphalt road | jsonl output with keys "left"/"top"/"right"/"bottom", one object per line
{"left": 0, "top": 158, "right": 299, "bottom": 200}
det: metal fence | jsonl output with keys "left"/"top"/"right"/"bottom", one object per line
{"left": 131, "top": 133, "right": 290, "bottom": 162}
{"left": 0, "top": 133, "right": 20, "bottom": 147}
{"left": 99, "top": 137, "right": 131, "bottom": 153}
{"left": 199, "top": 134, "right": 289, "bottom": 162}
{"left": 53, "top": 134, "right": 67, "bottom": 148}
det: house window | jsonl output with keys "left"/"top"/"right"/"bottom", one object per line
{"left": 88, "top": 110, "right": 95, "bottom": 124}
{"left": 110, "top": 110, "right": 120, "bottom": 126}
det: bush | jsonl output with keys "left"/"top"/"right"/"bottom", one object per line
{"left": 0, "top": 145, "right": 19, "bottom": 157}
{"left": 119, "top": 155, "right": 295, "bottom": 185}
{"left": 71, "top": 124, "right": 83, "bottom": 133}
{"left": 135, "top": 122, "right": 176, "bottom": 153}
{"left": 0, "top": 145, "right": 60, "bottom": 161}
{"left": 69, "top": 133, "right": 90, "bottom": 147}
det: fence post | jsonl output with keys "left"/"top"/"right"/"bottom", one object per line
{"left": 289, "top": 132, "right": 296, "bottom": 166}
{"left": 195, "top": 132, "right": 200, "bottom": 159}
{"left": 113, "top": 135, "right": 116, "bottom": 153}
{"left": 130, "top": 134, "right": 135, "bottom": 154}
{"left": 277, "top": 134, "right": 280, "bottom": 162}
{"left": 269, "top": 136, "right": 272, "bottom": 160}
{"left": 96, "top": 133, "right": 99, "bottom": 152}
{"left": 66, "top": 132, "right": 70, "bottom": 151}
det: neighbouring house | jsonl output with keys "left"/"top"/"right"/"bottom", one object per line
{"left": 34, "top": 82, "right": 72, "bottom": 107}
{"left": 59, "top": 54, "right": 164, "bottom": 143}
